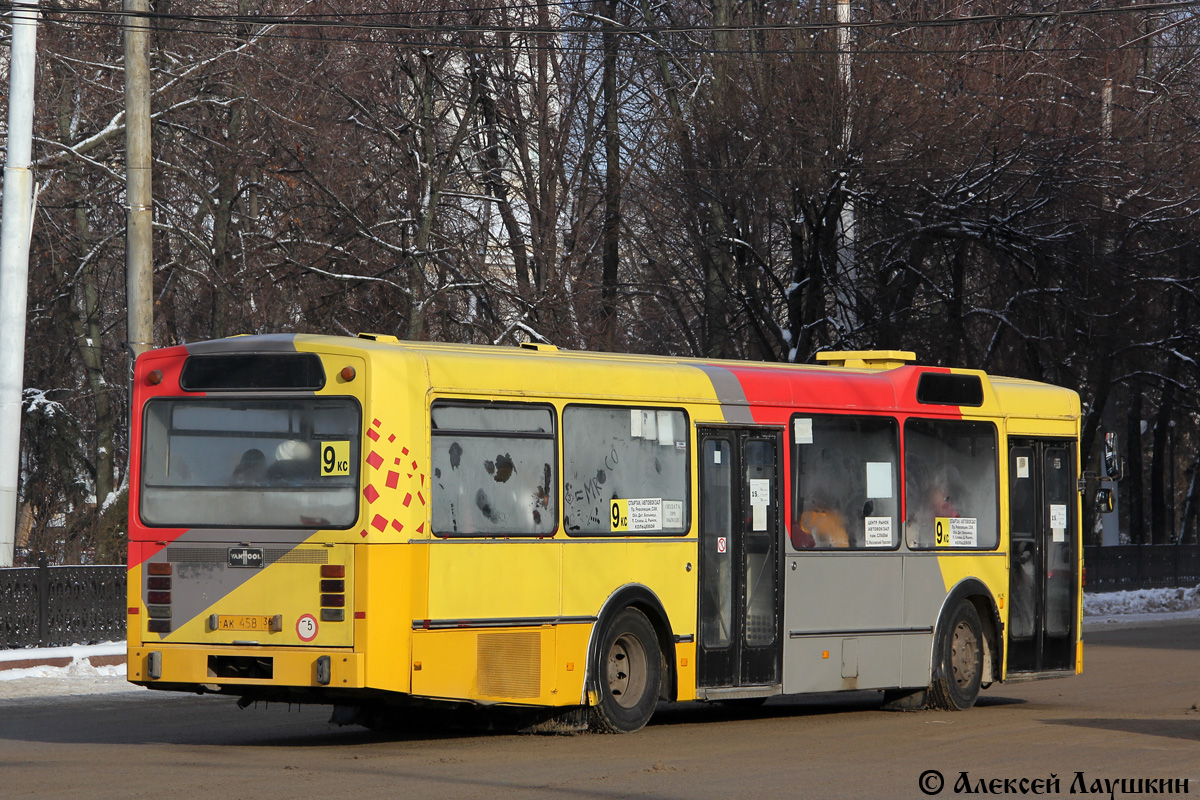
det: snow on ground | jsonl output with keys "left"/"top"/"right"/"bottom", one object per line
{"left": 0, "top": 642, "right": 143, "bottom": 699}
{"left": 0, "top": 586, "right": 1197, "bottom": 701}
{"left": 1083, "top": 583, "right": 1200, "bottom": 616}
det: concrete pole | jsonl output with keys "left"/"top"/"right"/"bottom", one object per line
{"left": 0, "top": 2, "right": 40, "bottom": 567}
{"left": 833, "top": 0, "right": 858, "bottom": 340}
{"left": 124, "top": 0, "right": 154, "bottom": 361}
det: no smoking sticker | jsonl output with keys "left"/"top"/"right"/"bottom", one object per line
{"left": 297, "top": 614, "right": 319, "bottom": 642}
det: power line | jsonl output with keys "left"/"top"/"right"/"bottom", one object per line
{"left": 6, "top": 0, "right": 1200, "bottom": 38}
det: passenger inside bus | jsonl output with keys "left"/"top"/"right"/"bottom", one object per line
{"left": 268, "top": 440, "right": 316, "bottom": 484}
{"left": 794, "top": 507, "right": 850, "bottom": 548}
{"left": 232, "top": 448, "right": 267, "bottom": 485}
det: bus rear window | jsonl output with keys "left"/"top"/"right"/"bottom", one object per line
{"left": 139, "top": 398, "right": 361, "bottom": 529}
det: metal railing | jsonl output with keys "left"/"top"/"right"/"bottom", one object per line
{"left": 0, "top": 555, "right": 126, "bottom": 648}
{"left": 1083, "top": 544, "right": 1200, "bottom": 593}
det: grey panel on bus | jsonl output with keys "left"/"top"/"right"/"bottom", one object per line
{"left": 185, "top": 334, "right": 298, "bottom": 354}
{"left": 783, "top": 554, "right": 904, "bottom": 693}
{"left": 143, "top": 529, "right": 312, "bottom": 643}
{"left": 694, "top": 365, "right": 756, "bottom": 424}
{"left": 900, "top": 555, "right": 953, "bottom": 686}
{"left": 782, "top": 553, "right": 959, "bottom": 693}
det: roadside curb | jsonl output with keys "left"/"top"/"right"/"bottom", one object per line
{"left": 0, "top": 654, "right": 125, "bottom": 672}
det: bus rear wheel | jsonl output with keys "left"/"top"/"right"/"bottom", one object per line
{"left": 590, "top": 607, "right": 662, "bottom": 733}
{"left": 928, "top": 600, "right": 984, "bottom": 711}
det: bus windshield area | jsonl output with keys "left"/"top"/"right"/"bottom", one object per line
{"left": 139, "top": 398, "right": 361, "bottom": 529}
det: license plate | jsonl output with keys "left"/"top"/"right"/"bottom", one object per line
{"left": 217, "top": 615, "right": 279, "bottom": 632}
{"left": 228, "top": 547, "right": 264, "bottom": 568}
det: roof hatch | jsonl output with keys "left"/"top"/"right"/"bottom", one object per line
{"left": 814, "top": 350, "right": 917, "bottom": 370}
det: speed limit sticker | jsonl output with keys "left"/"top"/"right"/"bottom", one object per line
{"left": 296, "top": 614, "right": 319, "bottom": 642}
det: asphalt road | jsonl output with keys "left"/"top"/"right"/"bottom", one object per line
{"left": 2, "top": 619, "right": 1197, "bottom": 800}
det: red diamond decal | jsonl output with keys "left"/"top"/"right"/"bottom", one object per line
{"left": 403, "top": 493, "right": 412, "bottom": 507}
{"left": 363, "top": 485, "right": 379, "bottom": 503}
{"left": 366, "top": 451, "right": 383, "bottom": 469}
{"left": 371, "top": 514, "right": 388, "bottom": 531}
{"left": 386, "top": 471, "right": 400, "bottom": 489}
{"left": 391, "top": 519, "right": 404, "bottom": 532}
{"left": 367, "top": 429, "right": 380, "bottom": 441}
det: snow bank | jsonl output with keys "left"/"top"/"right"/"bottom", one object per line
{"left": 0, "top": 641, "right": 123, "bottom": 666}
{"left": 1084, "top": 584, "right": 1200, "bottom": 616}
{"left": 0, "top": 657, "right": 125, "bottom": 682}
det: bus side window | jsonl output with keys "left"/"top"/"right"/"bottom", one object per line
{"left": 791, "top": 415, "right": 899, "bottom": 551}
{"left": 903, "top": 418, "right": 999, "bottom": 550}
{"left": 430, "top": 402, "right": 557, "bottom": 538}
{"left": 562, "top": 406, "right": 689, "bottom": 536}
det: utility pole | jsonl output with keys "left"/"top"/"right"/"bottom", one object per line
{"left": 124, "top": 0, "right": 154, "bottom": 362}
{"left": 832, "top": 0, "right": 858, "bottom": 341}
{"left": 0, "top": 1, "right": 40, "bottom": 567}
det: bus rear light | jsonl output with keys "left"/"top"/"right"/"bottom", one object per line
{"left": 354, "top": 611, "right": 366, "bottom": 619}
{"left": 148, "top": 605, "right": 172, "bottom": 619}
{"left": 148, "top": 576, "right": 171, "bottom": 590}
{"left": 148, "top": 591, "right": 171, "bottom": 605}
{"left": 147, "top": 562, "right": 172, "bottom": 576}
{"left": 147, "top": 620, "right": 172, "bottom": 634}
{"left": 147, "top": 369, "right": 163, "bottom": 385}
{"left": 320, "top": 579, "right": 345, "bottom": 593}
{"left": 339, "top": 366, "right": 356, "bottom": 382}
{"left": 320, "top": 565, "right": 345, "bottom": 578}
{"left": 321, "top": 609, "right": 345, "bottom": 622}
{"left": 320, "top": 594, "right": 345, "bottom": 608}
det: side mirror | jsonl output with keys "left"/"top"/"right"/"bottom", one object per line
{"left": 1103, "top": 432, "right": 1123, "bottom": 480}
{"left": 1095, "top": 487, "right": 1115, "bottom": 515}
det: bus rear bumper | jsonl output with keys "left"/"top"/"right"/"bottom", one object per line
{"left": 128, "top": 644, "right": 364, "bottom": 690}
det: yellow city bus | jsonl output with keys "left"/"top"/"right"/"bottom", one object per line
{"left": 127, "top": 335, "right": 1083, "bottom": 732}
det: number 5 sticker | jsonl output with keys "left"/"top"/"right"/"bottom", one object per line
{"left": 297, "top": 614, "right": 319, "bottom": 642}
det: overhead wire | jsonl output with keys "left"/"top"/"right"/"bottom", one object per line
{"left": 3, "top": 0, "right": 1200, "bottom": 56}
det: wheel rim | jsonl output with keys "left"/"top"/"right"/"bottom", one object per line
{"left": 606, "top": 631, "right": 648, "bottom": 709}
{"left": 950, "top": 620, "right": 980, "bottom": 688}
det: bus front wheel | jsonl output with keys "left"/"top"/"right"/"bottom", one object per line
{"left": 928, "top": 600, "right": 984, "bottom": 711}
{"left": 590, "top": 607, "right": 662, "bottom": 733}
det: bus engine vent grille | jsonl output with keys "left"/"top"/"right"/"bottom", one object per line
{"left": 270, "top": 549, "right": 328, "bottom": 564}
{"left": 477, "top": 632, "right": 541, "bottom": 699}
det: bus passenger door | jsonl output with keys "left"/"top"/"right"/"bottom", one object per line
{"left": 1007, "top": 440, "right": 1077, "bottom": 674}
{"left": 696, "top": 428, "right": 783, "bottom": 692}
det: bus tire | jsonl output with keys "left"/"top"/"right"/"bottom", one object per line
{"left": 590, "top": 607, "right": 662, "bottom": 733}
{"left": 928, "top": 600, "right": 984, "bottom": 711}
